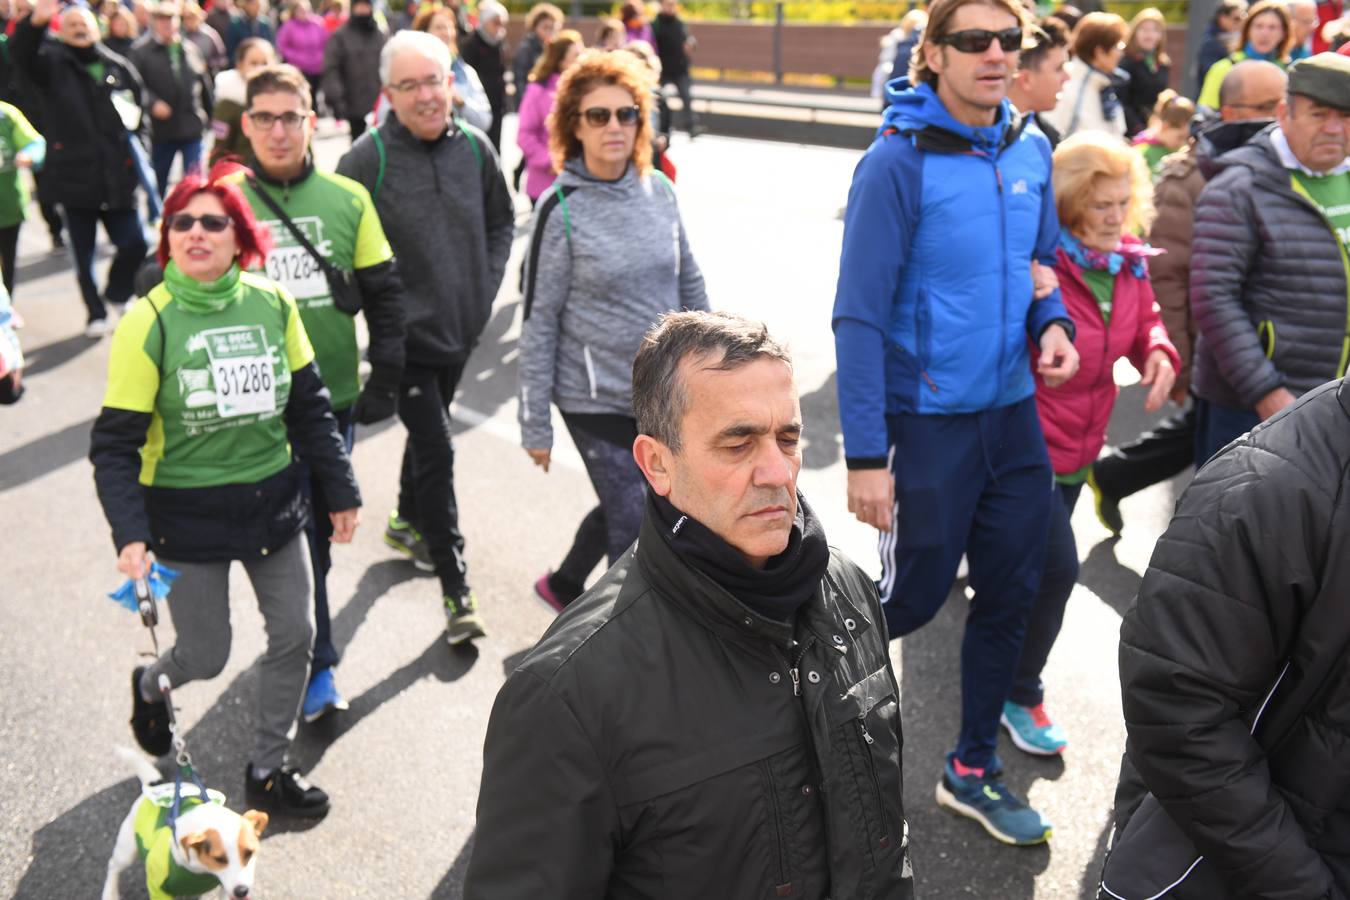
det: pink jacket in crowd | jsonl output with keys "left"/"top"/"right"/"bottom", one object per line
{"left": 1035, "top": 236, "right": 1181, "bottom": 475}
{"left": 516, "top": 73, "right": 560, "bottom": 201}
{"left": 276, "top": 14, "right": 329, "bottom": 76}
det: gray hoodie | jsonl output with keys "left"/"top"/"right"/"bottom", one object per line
{"left": 518, "top": 159, "right": 708, "bottom": 449}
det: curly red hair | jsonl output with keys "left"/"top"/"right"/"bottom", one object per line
{"left": 158, "top": 161, "right": 272, "bottom": 271}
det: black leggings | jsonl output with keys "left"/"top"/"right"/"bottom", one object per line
{"left": 550, "top": 413, "right": 646, "bottom": 601}
{"left": 0, "top": 223, "right": 20, "bottom": 298}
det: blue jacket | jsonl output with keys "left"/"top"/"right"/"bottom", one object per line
{"left": 832, "top": 80, "right": 1071, "bottom": 466}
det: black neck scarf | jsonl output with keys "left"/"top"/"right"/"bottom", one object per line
{"left": 649, "top": 490, "right": 830, "bottom": 623}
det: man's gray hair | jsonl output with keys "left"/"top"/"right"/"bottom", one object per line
{"left": 477, "top": 0, "right": 507, "bottom": 25}
{"left": 379, "top": 29, "right": 451, "bottom": 86}
{"left": 632, "top": 311, "right": 793, "bottom": 453}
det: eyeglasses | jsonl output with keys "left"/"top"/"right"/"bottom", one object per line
{"left": 387, "top": 75, "right": 445, "bottom": 95}
{"left": 582, "top": 105, "right": 641, "bottom": 127}
{"left": 246, "top": 110, "right": 307, "bottom": 131}
{"left": 167, "top": 213, "right": 232, "bottom": 233}
{"left": 938, "top": 27, "right": 1024, "bottom": 53}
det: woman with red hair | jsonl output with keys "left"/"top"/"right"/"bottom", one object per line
{"left": 90, "top": 162, "right": 361, "bottom": 818}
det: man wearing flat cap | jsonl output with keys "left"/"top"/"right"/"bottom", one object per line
{"left": 1188, "top": 52, "right": 1350, "bottom": 465}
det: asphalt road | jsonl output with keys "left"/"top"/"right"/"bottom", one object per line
{"left": 0, "top": 121, "right": 1192, "bottom": 899}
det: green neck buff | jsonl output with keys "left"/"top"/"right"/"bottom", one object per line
{"left": 163, "top": 260, "right": 245, "bottom": 314}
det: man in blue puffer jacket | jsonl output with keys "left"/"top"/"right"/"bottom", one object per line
{"left": 832, "top": 0, "right": 1079, "bottom": 848}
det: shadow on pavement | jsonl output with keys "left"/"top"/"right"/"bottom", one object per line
{"left": 13, "top": 561, "right": 468, "bottom": 895}
{"left": 21, "top": 333, "right": 100, "bottom": 378}
{"left": 429, "top": 829, "right": 475, "bottom": 899}
{"left": 0, "top": 416, "right": 95, "bottom": 492}
{"left": 897, "top": 587, "right": 1054, "bottom": 898}
{"left": 1077, "top": 540, "right": 1142, "bottom": 618}
{"left": 800, "top": 370, "right": 842, "bottom": 471}
{"left": 292, "top": 636, "right": 479, "bottom": 773}
{"left": 454, "top": 300, "right": 520, "bottom": 425}
{"left": 1077, "top": 817, "right": 1115, "bottom": 899}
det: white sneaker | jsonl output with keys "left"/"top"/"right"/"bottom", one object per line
{"left": 84, "top": 318, "right": 111, "bottom": 338}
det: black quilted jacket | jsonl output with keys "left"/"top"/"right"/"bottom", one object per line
{"left": 1190, "top": 126, "right": 1350, "bottom": 410}
{"left": 465, "top": 505, "right": 915, "bottom": 900}
{"left": 1114, "top": 377, "right": 1350, "bottom": 899}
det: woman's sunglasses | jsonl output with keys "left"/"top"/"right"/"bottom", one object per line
{"left": 582, "top": 105, "right": 641, "bottom": 127}
{"left": 938, "top": 27, "right": 1024, "bottom": 53}
{"left": 167, "top": 213, "right": 233, "bottom": 233}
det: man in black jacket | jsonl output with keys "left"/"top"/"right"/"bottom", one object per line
{"left": 1190, "top": 52, "right": 1350, "bottom": 465}
{"left": 457, "top": 0, "right": 507, "bottom": 150}
{"left": 336, "top": 31, "right": 513, "bottom": 647}
{"left": 465, "top": 311, "right": 915, "bottom": 900}
{"left": 12, "top": 0, "right": 148, "bottom": 337}
{"left": 131, "top": 0, "right": 213, "bottom": 199}
{"left": 1105, "top": 375, "right": 1350, "bottom": 899}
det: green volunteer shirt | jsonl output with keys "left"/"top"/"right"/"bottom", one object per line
{"left": 1291, "top": 169, "right": 1350, "bottom": 260}
{"left": 0, "top": 101, "right": 41, "bottom": 228}
{"left": 1292, "top": 169, "right": 1350, "bottom": 374}
{"left": 236, "top": 168, "right": 393, "bottom": 410}
{"left": 102, "top": 271, "right": 315, "bottom": 488}
{"left": 1081, "top": 267, "right": 1116, "bottom": 326}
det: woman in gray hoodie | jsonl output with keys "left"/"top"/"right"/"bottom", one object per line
{"left": 519, "top": 50, "right": 708, "bottom": 611}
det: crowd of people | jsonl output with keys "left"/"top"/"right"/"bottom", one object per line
{"left": 0, "top": 0, "right": 1347, "bottom": 893}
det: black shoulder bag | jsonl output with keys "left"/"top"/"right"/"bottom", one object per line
{"left": 246, "top": 176, "right": 362, "bottom": 315}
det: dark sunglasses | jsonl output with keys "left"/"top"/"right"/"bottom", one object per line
{"left": 167, "top": 213, "right": 232, "bottom": 233}
{"left": 938, "top": 27, "right": 1024, "bottom": 53}
{"left": 582, "top": 105, "right": 641, "bottom": 127}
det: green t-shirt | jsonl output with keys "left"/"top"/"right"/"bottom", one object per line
{"left": 236, "top": 169, "right": 393, "bottom": 410}
{"left": 1138, "top": 142, "right": 1170, "bottom": 180}
{"left": 102, "top": 272, "right": 315, "bottom": 489}
{"left": 1291, "top": 169, "right": 1350, "bottom": 260}
{"left": 0, "top": 101, "right": 40, "bottom": 229}
{"left": 1081, "top": 267, "right": 1117, "bottom": 326}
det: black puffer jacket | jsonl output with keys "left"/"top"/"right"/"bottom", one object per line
{"left": 129, "top": 34, "right": 212, "bottom": 143}
{"left": 1190, "top": 126, "right": 1350, "bottom": 410}
{"left": 9, "top": 18, "right": 144, "bottom": 211}
{"left": 1113, "top": 376, "right": 1350, "bottom": 899}
{"left": 464, "top": 506, "right": 915, "bottom": 899}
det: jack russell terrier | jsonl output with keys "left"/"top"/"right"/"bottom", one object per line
{"left": 103, "top": 748, "right": 267, "bottom": 900}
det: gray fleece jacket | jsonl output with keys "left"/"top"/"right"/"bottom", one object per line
{"left": 518, "top": 159, "right": 708, "bottom": 449}
{"left": 336, "top": 116, "right": 514, "bottom": 368}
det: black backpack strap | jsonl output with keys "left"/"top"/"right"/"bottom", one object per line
{"left": 522, "top": 184, "right": 576, "bottom": 321}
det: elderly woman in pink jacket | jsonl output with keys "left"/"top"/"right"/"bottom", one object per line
{"left": 515, "top": 29, "right": 583, "bottom": 204}
{"left": 1002, "top": 132, "right": 1180, "bottom": 759}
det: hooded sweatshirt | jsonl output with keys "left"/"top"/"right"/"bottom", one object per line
{"left": 336, "top": 116, "right": 514, "bottom": 368}
{"left": 517, "top": 159, "right": 708, "bottom": 450}
{"left": 832, "top": 80, "right": 1069, "bottom": 467}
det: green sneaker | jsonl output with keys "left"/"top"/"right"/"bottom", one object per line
{"left": 444, "top": 590, "right": 486, "bottom": 646}
{"left": 384, "top": 511, "right": 434, "bottom": 572}
{"left": 1087, "top": 464, "right": 1123, "bottom": 537}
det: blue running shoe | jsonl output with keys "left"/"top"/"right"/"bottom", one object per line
{"left": 1001, "top": 701, "right": 1068, "bottom": 756}
{"left": 302, "top": 668, "right": 349, "bottom": 723}
{"left": 936, "top": 759, "right": 1052, "bottom": 846}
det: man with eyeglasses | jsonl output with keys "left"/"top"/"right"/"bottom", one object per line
{"left": 337, "top": 30, "right": 512, "bottom": 647}
{"left": 1088, "top": 60, "right": 1287, "bottom": 535}
{"left": 237, "top": 62, "right": 407, "bottom": 720}
{"left": 833, "top": 0, "right": 1077, "bottom": 847}
{"left": 1189, "top": 52, "right": 1350, "bottom": 464}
